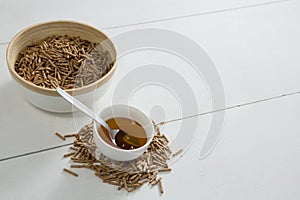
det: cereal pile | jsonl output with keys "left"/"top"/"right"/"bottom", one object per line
{"left": 15, "top": 35, "right": 113, "bottom": 89}
{"left": 56, "top": 123, "right": 176, "bottom": 194}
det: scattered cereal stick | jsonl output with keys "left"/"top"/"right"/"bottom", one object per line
{"left": 151, "top": 177, "right": 162, "bottom": 186}
{"left": 158, "top": 168, "right": 172, "bottom": 172}
{"left": 158, "top": 179, "right": 164, "bottom": 194}
{"left": 55, "top": 132, "right": 65, "bottom": 140}
{"left": 64, "top": 133, "right": 77, "bottom": 138}
{"left": 71, "top": 164, "right": 88, "bottom": 168}
{"left": 63, "top": 152, "right": 75, "bottom": 158}
{"left": 123, "top": 177, "right": 128, "bottom": 190}
{"left": 70, "top": 146, "right": 79, "bottom": 151}
{"left": 63, "top": 168, "right": 78, "bottom": 177}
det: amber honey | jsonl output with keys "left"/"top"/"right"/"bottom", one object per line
{"left": 98, "top": 117, "right": 147, "bottom": 150}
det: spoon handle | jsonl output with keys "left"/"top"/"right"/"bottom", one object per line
{"left": 56, "top": 87, "right": 111, "bottom": 131}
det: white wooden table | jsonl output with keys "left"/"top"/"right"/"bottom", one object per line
{"left": 1, "top": 0, "right": 300, "bottom": 199}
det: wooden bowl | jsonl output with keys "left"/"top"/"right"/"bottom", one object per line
{"left": 6, "top": 20, "right": 117, "bottom": 112}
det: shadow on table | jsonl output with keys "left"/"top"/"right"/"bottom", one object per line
{"left": 0, "top": 80, "right": 74, "bottom": 118}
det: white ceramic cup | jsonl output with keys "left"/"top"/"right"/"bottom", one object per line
{"left": 93, "top": 104, "right": 154, "bottom": 161}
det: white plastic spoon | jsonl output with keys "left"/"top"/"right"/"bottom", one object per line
{"left": 56, "top": 87, "right": 120, "bottom": 141}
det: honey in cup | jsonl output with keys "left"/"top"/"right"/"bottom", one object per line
{"left": 98, "top": 117, "right": 147, "bottom": 150}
